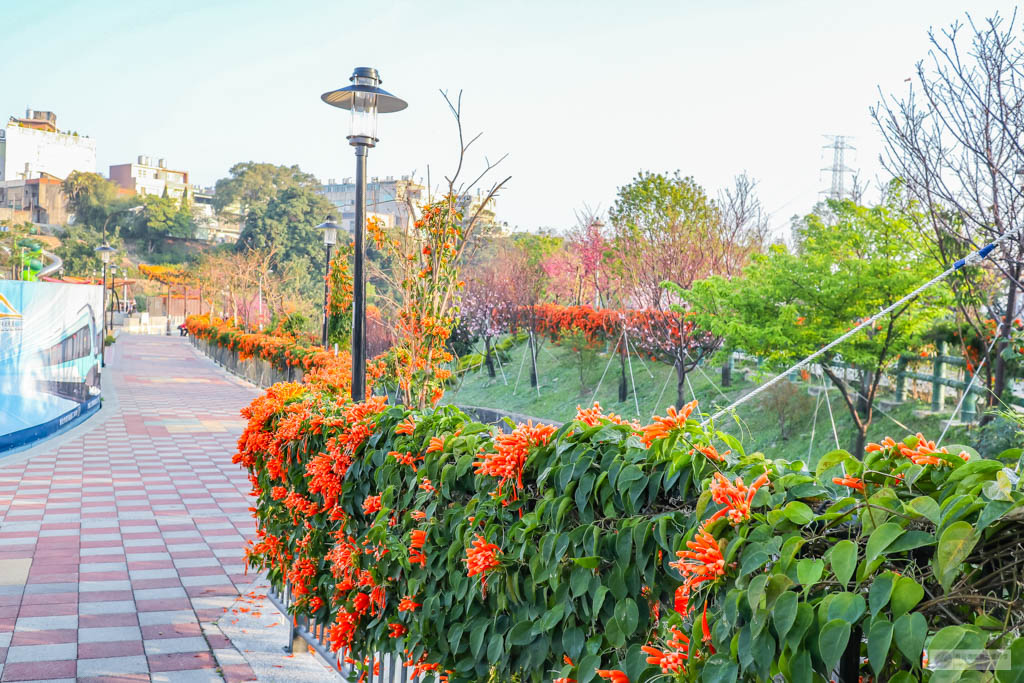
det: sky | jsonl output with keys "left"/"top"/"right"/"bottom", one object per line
{"left": 4, "top": 0, "right": 1021, "bottom": 236}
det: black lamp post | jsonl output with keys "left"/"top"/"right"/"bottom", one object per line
{"left": 95, "top": 244, "right": 116, "bottom": 367}
{"left": 321, "top": 67, "right": 407, "bottom": 402}
{"left": 109, "top": 265, "right": 118, "bottom": 332}
{"left": 317, "top": 216, "right": 340, "bottom": 348}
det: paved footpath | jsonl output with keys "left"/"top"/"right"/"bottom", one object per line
{"left": 0, "top": 335, "right": 336, "bottom": 683}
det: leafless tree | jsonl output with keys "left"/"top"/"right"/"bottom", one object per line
{"left": 717, "top": 172, "right": 771, "bottom": 275}
{"left": 872, "top": 11, "right": 1024, "bottom": 419}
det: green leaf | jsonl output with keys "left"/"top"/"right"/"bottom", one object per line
{"left": 830, "top": 540, "right": 857, "bottom": 586}
{"left": 508, "top": 621, "right": 534, "bottom": 646}
{"left": 789, "top": 649, "right": 812, "bottom": 683}
{"left": 869, "top": 572, "right": 895, "bottom": 616}
{"left": 905, "top": 496, "right": 942, "bottom": 525}
{"left": 796, "top": 558, "right": 824, "bottom": 588}
{"left": 864, "top": 522, "right": 905, "bottom": 566}
{"left": 615, "top": 598, "right": 639, "bottom": 636}
{"left": 995, "top": 636, "right": 1024, "bottom": 683}
{"left": 893, "top": 612, "right": 927, "bottom": 664}
{"left": 592, "top": 585, "right": 609, "bottom": 617}
{"left": 816, "top": 449, "right": 855, "bottom": 478}
{"left": 890, "top": 576, "right": 924, "bottom": 617}
{"left": 562, "top": 626, "right": 584, "bottom": 660}
{"left": 885, "top": 530, "right": 935, "bottom": 554}
{"left": 826, "top": 592, "right": 866, "bottom": 624}
{"left": 701, "top": 655, "right": 739, "bottom": 683}
{"left": 772, "top": 591, "right": 798, "bottom": 644}
{"left": 538, "top": 601, "right": 565, "bottom": 632}
{"left": 818, "top": 618, "right": 851, "bottom": 675}
{"left": 783, "top": 501, "right": 815, "bottom": 525}
{"left": 936, "top": 520, "right": 978, "bottom": 592}
{"left": 570, "top": 568, "right": 590, "bottom": 598}
{"left": 573, "top": 556, "right": 600, "bottom": 569}
{"left": 747, "top": 574, "right": 769, "bottom": 611}
{"left": 470, "top": 622, "right": 486, "bottom": 659}
{"left": 868, "top": 617, "right": 893, "bottom": 675}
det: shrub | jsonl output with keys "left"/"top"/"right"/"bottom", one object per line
{"left": 236, "top": 382, "right": 1024, "bottom": 682}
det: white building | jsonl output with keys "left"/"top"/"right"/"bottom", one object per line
{"left": 109, "top": 156, "right": 189, "bottom": 200}
{"left": 0, "top": 109, "right": 96, "bottom": 182}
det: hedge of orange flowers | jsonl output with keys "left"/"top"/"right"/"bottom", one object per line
{"left": 237, "top": 371, "right": 1024, "bottom": 681}
{"left": 185, "top": 314, "right": 385, "bottom": 392}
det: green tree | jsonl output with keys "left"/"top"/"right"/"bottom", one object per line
{"left": 213, "top": 162, "right": 320, "bottom": 216}
{"left": 129, "top": 194, "right": 196, "bottom": 252}
{"left": 62, "top": 172, "right": 132, "bottom": 236}
{"left": 236, "top": 185, "right": 334, "bottom": 270}
{"left": 54, "top": 223, "right": 113, "bottom": 276}
{"left": 688, "top": 189, "right": 951, "bottom": 457}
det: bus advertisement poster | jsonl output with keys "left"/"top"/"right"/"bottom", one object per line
{"left": 0, "top": 280, "right": 103, "bottom": 452}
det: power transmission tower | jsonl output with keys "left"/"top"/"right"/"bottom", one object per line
{"left": 821, "top": 135, "right": 856, "bottom": 200}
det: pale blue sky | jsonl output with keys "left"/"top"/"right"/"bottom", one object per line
{"left": 4, "top": 0, "right": 1019, "bottom": 233}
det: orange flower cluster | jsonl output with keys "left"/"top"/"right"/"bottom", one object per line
{"left": 464, "top": 534, "right": 501, "bottom": 594}
{"left": 596, "top": 670, "right": 629, "bottom": 683}
{"left": 866, "top": 434, "right": 970, "bottom": 467}
{"left": 574, "top": 402, "right": 633, "bottom": 428}
{"left": 670, "top": 528, "right": 726, "bottom": 616}
{"left": 833, "top": 476, "right": 865, "bottom": 492}
{"left": 474, "top": 421, "right": 557, "bottom": 501}
{"left": 640, "top": 400, "right": 698, "bottom": 447}
{"left": 706, "top": 471, "right": 770, "bottom": 525}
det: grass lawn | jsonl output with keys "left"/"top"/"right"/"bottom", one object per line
{"left": 442, "top": 337, "right": 978, "bottom": 463}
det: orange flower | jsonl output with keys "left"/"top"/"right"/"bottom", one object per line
{"left": 642, "top": 645, "right": 686, "bottom": 674}
{"left": 410, "top": 510, "right": 426, "bottom": 521}
{"left": 706, "top": 471, "right": 770, "bottom": 525}
{"left": 670, "top": 528, "right": 726, "bottom": 615}
{"left": 596, "top": 670, "right": 629, "bottom": 683}
{"left": 474, "top": 421, "right": 556, "bottom": 500}
{"left": 574, "top": 402, "right": 628, "bottom": 427}
{"left": 426, "top": 437, "right": 445, "bottom": 453}
{"left": 640, "top": 400, "right": 698, "bottom": 447}
{"left": 833, "top": 476, "right": 865, "bottom": 492}
{"left": 464, "top": 534, "right": 501, "bottom": 594}
{"left": 395, "top": 417, "right": 416, "bottom": 435}
{"left": 362, "top": 495, "right": 382, "bottom": 515}
{"left": 398, "top": 595, "right": 420, "bottom": 612}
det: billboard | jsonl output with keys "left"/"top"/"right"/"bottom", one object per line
{"left": 0, "top": 281, "right": 103, "bottom": 451}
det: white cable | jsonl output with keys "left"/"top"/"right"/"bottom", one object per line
{"left": 701, "top": 225, "right": 1024, "bottom": 426}
{"left": 822, "top": 374, "right": 841, "bottom": 450}
{"left": 653, "top": 364, "right": 675, "bottom": 413}
{"left": 807, "top": 381, "right": 824, "bottom": 461}
{"left": 625, "top": 328, "right": 640, "bottom": 417}
{"left": 589, "top": 330, "right": 624, "bottom": 405}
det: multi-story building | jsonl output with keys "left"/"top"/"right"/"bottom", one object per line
{"left": 319, "top": 175, "right": 425, "bottom": 231}
{"left": 109, "top": 156, "right": 189, "bottom": 200}
{"left": 0, "top": 174, "right": 70, "bottom": 226}
{"left": 190, "top": 185, "right": 242, "bottom": 243}
{"left": 0, "top": 109, "right": 97, "bottom": 183}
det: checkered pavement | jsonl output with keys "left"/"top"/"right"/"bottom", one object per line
{"left": 0, "top": 335, "right": 271, "bottom": 682}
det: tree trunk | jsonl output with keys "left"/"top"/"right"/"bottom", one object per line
{"left": 484, "top": 335, "right": 496, "bottom": 378}
{"left": 985, "top": 266, "right": 1020, "bottom": 424}
{"left": 528, "top": 330, "right": 538, "bottom": 388}
{"left": 721, "top": 354, "right": 732, "bottom": 388}
{"left": 838, "top": 625, "right": 862, "bottom": 682}
{"left": 676, "top": 360, "right": 688, "bottom": 409}
{"left": 618, "top": 338, "right": 628, "bottom": 402}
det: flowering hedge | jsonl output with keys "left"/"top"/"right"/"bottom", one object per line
{"left": 236, "top": 370, "right": 1024, "bottom": 682}
{"left": 185, "top": 314, "right": 386, "bottom": 392}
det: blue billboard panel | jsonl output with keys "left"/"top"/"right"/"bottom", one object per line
{"left": 0, "top": 281, "right": 103, "bottom": 451}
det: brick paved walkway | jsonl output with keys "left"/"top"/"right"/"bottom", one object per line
{"left": 0, "top": 335, "right": 280, "bottom": 682}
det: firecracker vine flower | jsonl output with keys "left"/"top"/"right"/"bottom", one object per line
{"left": 640, "top": 400, "right": 698, "bottom": 447}
{"left": 595, "top": 670, "right": 629, "bottom": 682}
{"left": 397, "top": 595, "right": 420, "bottom": 612}
{"left": 464, "top": 534, "right": 501, "bottom": 594}
{"left": 473, "top": 421, "right": 556, "bottom": 501}
{"left": 362, "top": 495, "right": 382, "bottom": 515}
{"left": 670, "top": 527, "right": 726, "bottom": 616}
{"left": 833, "top": 476, "right": 865, "bottom": 492}
{"left": 706, "top": 470, "right": 771, "bottom": 525}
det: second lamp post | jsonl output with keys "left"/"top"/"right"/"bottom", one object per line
{"left": 95, "top": 244, "right": 116, "bottom": 367}
{"left": 321, "top": 67, "right": 407, "bottom": 401}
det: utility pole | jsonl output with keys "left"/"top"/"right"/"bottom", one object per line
{"left": 821, "top": 135, "right": 856, "bottom": 201}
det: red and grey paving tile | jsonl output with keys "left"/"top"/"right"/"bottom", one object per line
{"left": 0, "top": 335, "right": 321, "bottom": 681}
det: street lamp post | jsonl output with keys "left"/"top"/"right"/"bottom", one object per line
{"left": 321, "top": 67, "right": 407, "bottom": 401}
{"left": 317, "top": 217, "right": 339, "bottom": 348}
{"left": 95, "top": 244, "right": 116, "bottom": 367}
{"left": 109, "top": 265, "right": 118, "bottom": 332}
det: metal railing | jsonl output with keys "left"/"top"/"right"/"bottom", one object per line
{"left": 265, "top": 581, "right": 416, "bottom": 682}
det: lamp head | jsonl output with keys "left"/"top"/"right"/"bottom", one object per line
{"left": 95, "top": 244, "right": 116, "bottom": 264}
{"left": 317, "top": 215, "right": 340, "bottom": 247}
{"left": 321, "top": 67, "right": 407, "bottom": 148}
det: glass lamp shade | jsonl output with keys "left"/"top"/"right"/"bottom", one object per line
{"left": 350, "top": 76, "right": 379, "bottom": 140}
{"left": 323, "top": 225, "right": 338, "bottom": 246}
{"left": 95, "top": 245, "right": 115, "bottom": 264}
